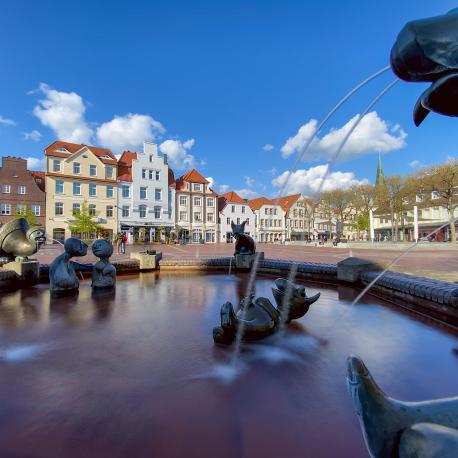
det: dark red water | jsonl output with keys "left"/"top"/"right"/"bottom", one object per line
{"left": 0, "top": 272, "right": 456, "bottom": 458}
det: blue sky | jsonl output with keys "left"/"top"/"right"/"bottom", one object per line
{"left": 0, "top": 0, "right": 456, "bottom": 198}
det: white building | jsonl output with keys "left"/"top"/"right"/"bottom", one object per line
{"left": 218, "top": 191, "right": 255, "bottom": 243}
{"left": 278, "top": 193, "right": 315, "bottom": 241}
{"left": 248, "top": 197, "right": 286, "bottom": 243}
{"left": 117, "top": 142, "right": 175, "bottom": 242}
{"left": 174, "top": 169, "right": 218, "bottom": 243}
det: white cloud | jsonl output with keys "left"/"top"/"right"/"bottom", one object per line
{"left": 235, "top": 188, "right": 261, "bottom": 199}
{"left": 159, "top": 138, "right": 196, "bottom": 170}
{"left": 206, "top": 176, "right": 215, "bottom": 189}
{"left": 26, "top": 156, "right": 45, "bottom": 170}
{"left": 33, "top": 83, "right": 93, "bottom": 143}
{"left": 272, "top": 165, "right": 368, "bottom": 196}
{"left": 218, "top": 184, "right": 231, "bottom": 194}
{"left": 96, "top": 113, "right": 165, "bottom": 153}
{"left": 24, "top": 130, "right": 42, "bottom": 142}
{"left": 245, "top": 176, "right": 256, "bottom": 187}
{"left": 409, "top": 159, "right": 425, "bottom": 169}
{"left": 281, "top": 111, "right": 407, "bottom": 162}
{"left": 0, "top": 116, "right": 15, "bottom": 126}
{"left": 263, "top": 143, "right": 274, "bottom": 151}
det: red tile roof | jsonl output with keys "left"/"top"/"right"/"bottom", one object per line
{"left": 44, "top": 141, "right": 117, "bottom": 165}
{"left": 277, "top": 193, "right": 302, "bottom": 212}
{"left": 248, "top": 197, "right": 273, "bottom": 211}
{"left": 117, "top": 151, "right": 137, "bottom": 182}
{"left": 220, "top": 191, "right": 245, "bottom": 204}
{"left": 30, "top": 171, "right": 46, "bottom": 192}
{"left": 175, "top": 168, "right": 210, "bottom": 191}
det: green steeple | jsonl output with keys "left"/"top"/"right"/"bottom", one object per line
{"left": 375, "top": 153, "right": 385, "bottom": 186}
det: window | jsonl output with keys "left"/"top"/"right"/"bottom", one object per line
{"left": 18, "top": 185, "right": 26, "bottom": 194}
{"left": 2, "top": 184, "right": 10, "bottom": 193}
{"left": 140, "top": 187, "right": 147, "bottom": 199}
{"left": 154, "top": 206, "right": 161, "bottom": 219}
{"left": 149, "top": 170, "right": 154, "bottom": 180}
{"left": 179, "top": 211, "right": 188, "bottom": 221}
{"left": 139, "top": 205, "right": 147, "bottom": 218}
{"left": 274, "top": 208, "right": 277, "bottom": 215}
{"left": 122, "top": 206, "right": 130, "bottom": 217}
{"left": 246, "top": 218, "right": 249, "bottom": 225}
{"left": 207, "top": 213, "right": 214, "bottom": 222}
{"left": 106, "top": 205, "right": 113, "bottom": 218}
{"left": 237, "top": 218, "right": 240, "bottom": 224}
{"left": 155, "top": 188, "right": 162, "bottom": 201}
{"left": 226, "top": 217, "right": 230, "bottom": 224}
{"left": 0, "top": 203, "right": 11, "bottom": 215}
{"left": 106, "top": 185, "right": 113, "bottom": 198}
{"left": 149, "top": 155, "right": 153, "bottom": 163}
{"left": 122, "top": 185, "right": 130, "bottom": 198}
{"left": 55, "top": 180, "right": 64, "bottom": 194}
{"left": 89, "top": 204, "right": 96, "bottom": 216}
{"left": 179, "top": 196, "right": 187, "bottom": 206}
{"left": 265, "top": 208, "right": 268, "bottom": 215}
{"left": 90, "top": 165, "right": 97, "bottom": 176}
{"left": 194, "top": 212, "right": 201, "bottom": 222}
{"left": 106, "top": 167, "right": 113, "bottom": 179}
{"left": 242, "top": 206, "right": 245, "bottom": 213}
{"left": 89, "top": 184, "right": 97, "bottom": 197}
{"left": 205, "top": 232, "right": 214, "bottom": 242}
{"left": 72, "top": 203, "right": 81, "bottom": 215}
{"left": 431, "top": 191, "right": 440, "bottom": 200}
{"left": 193, "top": 183, "right": 201, "bottom": 192}
{"left": 73, "top": 182, "right": 81, "bottom": 195}
{"left": 155, "top": 171, "right": 160, "bottom": 180}
{"left": 55, "top": 202, "right": 63, "bottom": 215}
{"left": 53, "top": 160, "right": 61, "bottom": 172}
{"left": 207, "top": 198, "right": 214, "bottom": 207}
{"left": 142, "top": 169, "right": 147, "bottom": 179}
{"left": 231, "top": 205, "right": 235, "bottom": 213}
{"left": 29, "top": 204, "right": 40, "bottom": 216}
{"left": 73, "top": 162, "right": 81, "bottom": 174}
{"left": 194, "top": 197, "right": 201, "bottom": 206}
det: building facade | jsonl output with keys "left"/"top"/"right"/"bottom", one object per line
{"left": 218, "top": 191, "right": 255, "bottom": 243}
{"left": 117, "top": 142, "right": 175, "bottom": 243}
{"left": 44, "top": 141, "right": 118, "bottom": 242}
{"left": 278, "top": 194, "right": 315, "bottom": 241}
{"left": 248, "top": 197, "right": 286, "bottom": 243}
{"left": 174, "top": 169, "right": 218, "bottom": 243}
{"left": 0, "top": 156, "right": 46, "bottom": 228}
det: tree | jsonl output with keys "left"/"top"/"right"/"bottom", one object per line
{"left": 417, "top": 160, "right": 458, "bottom": 242}
{"left": 14, "top": 203, "right": 37, "bottom": 227}
{"left": 350, "top": 184, "right": 375, "bottom": 240}
{"left": 319, "top": 188, "right": 354, "bottom": 236}
{"left": 68, "top": 202, "right": 103, "bottom": 241}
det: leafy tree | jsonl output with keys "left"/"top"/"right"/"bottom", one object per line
{"left": 416, "top": 160, "right": 458, "bottom": 242}
{"left": 14, "top": 203, "right": 37, "bottom": 227}
{"left": 68, "top": 202, "right": 103, "bottom": 241}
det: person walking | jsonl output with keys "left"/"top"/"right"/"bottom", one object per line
{"left": 115, "top": 233, "right": 122, "bottom": 254}
{"left": 121, "top": 232, "right": 128, "bottom": 254}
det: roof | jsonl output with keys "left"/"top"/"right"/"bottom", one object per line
{"left": 117, "top": 151, "right": 137, "bottom": 182}
{"left": 277, "top": 194, "right": 302, "bottom": 212}
{"left": 45, "top": 141, "right": 117, "bottom": 165}
{"left": 175, "top": 168, "right": 210, "bottom": 191}
{"left": 220, "top": 191, "right": 245, "bottom": 204}
{"left": 30, "top": 171, "right": 46, "bottom": 192}
{"left": 248, "top": 197, "right": 273, "bottom": 211}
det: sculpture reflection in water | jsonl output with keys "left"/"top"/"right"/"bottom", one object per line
{"left": 213, "top": 278, "right": 320, "bottom": 345}
{"left": 0, "top": 218, "right": 45, "bottom": 263}
{"left": 347, "top": 355, "right": 458, "bottom": 458}
{"left": 49, "top": 237, "right": 88, "bottom": 296}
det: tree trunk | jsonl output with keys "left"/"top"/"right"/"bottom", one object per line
{"left": 448, "top": 199, "right": 456, "bottom": 242}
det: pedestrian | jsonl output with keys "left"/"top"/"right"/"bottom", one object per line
{"left": 115, "top": 233, "right": 122, "bottom": 254}
{"left": 121, "top": 232, "right": 128, "bottom": 254}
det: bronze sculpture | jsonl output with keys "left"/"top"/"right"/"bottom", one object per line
{"left": 391, "top": 8, "right": 458, "bottom": 126}
{"left": 346, "top": 355, "right": 458, "bottom": 457}
{"left": 231, "top": 220, "right": 255, "bottom": 255}
{"left": 91, "top": 239, "right": 116, "bottom": 289}
{"left": 213, "top": 278, "right": 319, "bottom": 344}
{"left": 49, "top": 237, "right": 88, "bottom": 295}
{"left": 0, "top": 218, "right": 45, "bottom": 263}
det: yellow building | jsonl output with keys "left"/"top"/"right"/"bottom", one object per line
{"left": 45, "top": 141, "right": 118, "bottom": 243}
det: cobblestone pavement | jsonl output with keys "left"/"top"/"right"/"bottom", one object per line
{"left": 36, "top": 242, "right": 458, "bottom": 283}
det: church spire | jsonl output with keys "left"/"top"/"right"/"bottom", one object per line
{"left": 375, "top": 153, "right": 385, "bottom": 186}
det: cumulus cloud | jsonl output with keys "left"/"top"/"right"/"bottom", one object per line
{"left": 409, "top": 159, "right": 425, "bottom": 169}
{"left": 97, "top": 113, "right": 165, "bottom": 152}
{"left": 218, "top": 184, "right": 231, "bottom": 194}
{"left": 24, "top": 130, "right": 42, "bottom": 142}
{"left": 33, "top": 83, "right": 93, "bottom": 143}
{"left": 235, "top": 188, "right": 261, "bottom": 199}
{"left": 0, "top": 116, "right": 15, "bottom": 126}
{"left": 26, "top": 156, "right": 45, "bottom": 170}
{"left": 281, "top": 111, "right": 407, "bottom": 162}
{"left": 206, "top": 176, "right": 215, "bottom": 189}
{"left": 159, "top": 138, "right": 196, "bottom": 170}
{"left": 262, "top": 143, "right": 274, "bottom": 151}
{"left": 272, "top": 165, "right": 368, "bottom": 196}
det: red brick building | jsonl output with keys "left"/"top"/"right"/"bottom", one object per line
{"left": 0, "top": 156, "right": 46, "bottom": 227}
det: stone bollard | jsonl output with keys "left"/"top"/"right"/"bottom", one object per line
{"left": 130, "top": 251, "right": 162, "bottom": 270}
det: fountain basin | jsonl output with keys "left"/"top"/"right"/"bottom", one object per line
{"left": 0, "top": 271, "right": 456, "bottom": 457}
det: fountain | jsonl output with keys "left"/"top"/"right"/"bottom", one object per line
{"left": 231, "top": 219, "right": 262, "bottom": 270}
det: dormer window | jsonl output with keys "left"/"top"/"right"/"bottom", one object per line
{"left": 55, "top": 147, "right": 69, "bottom": 153}
{"left": 193, "top": 183, "right": 201, "bottom": 192}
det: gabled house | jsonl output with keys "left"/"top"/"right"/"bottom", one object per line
{"left": 218, "top": 191, "right": 255, "bottom": 243}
